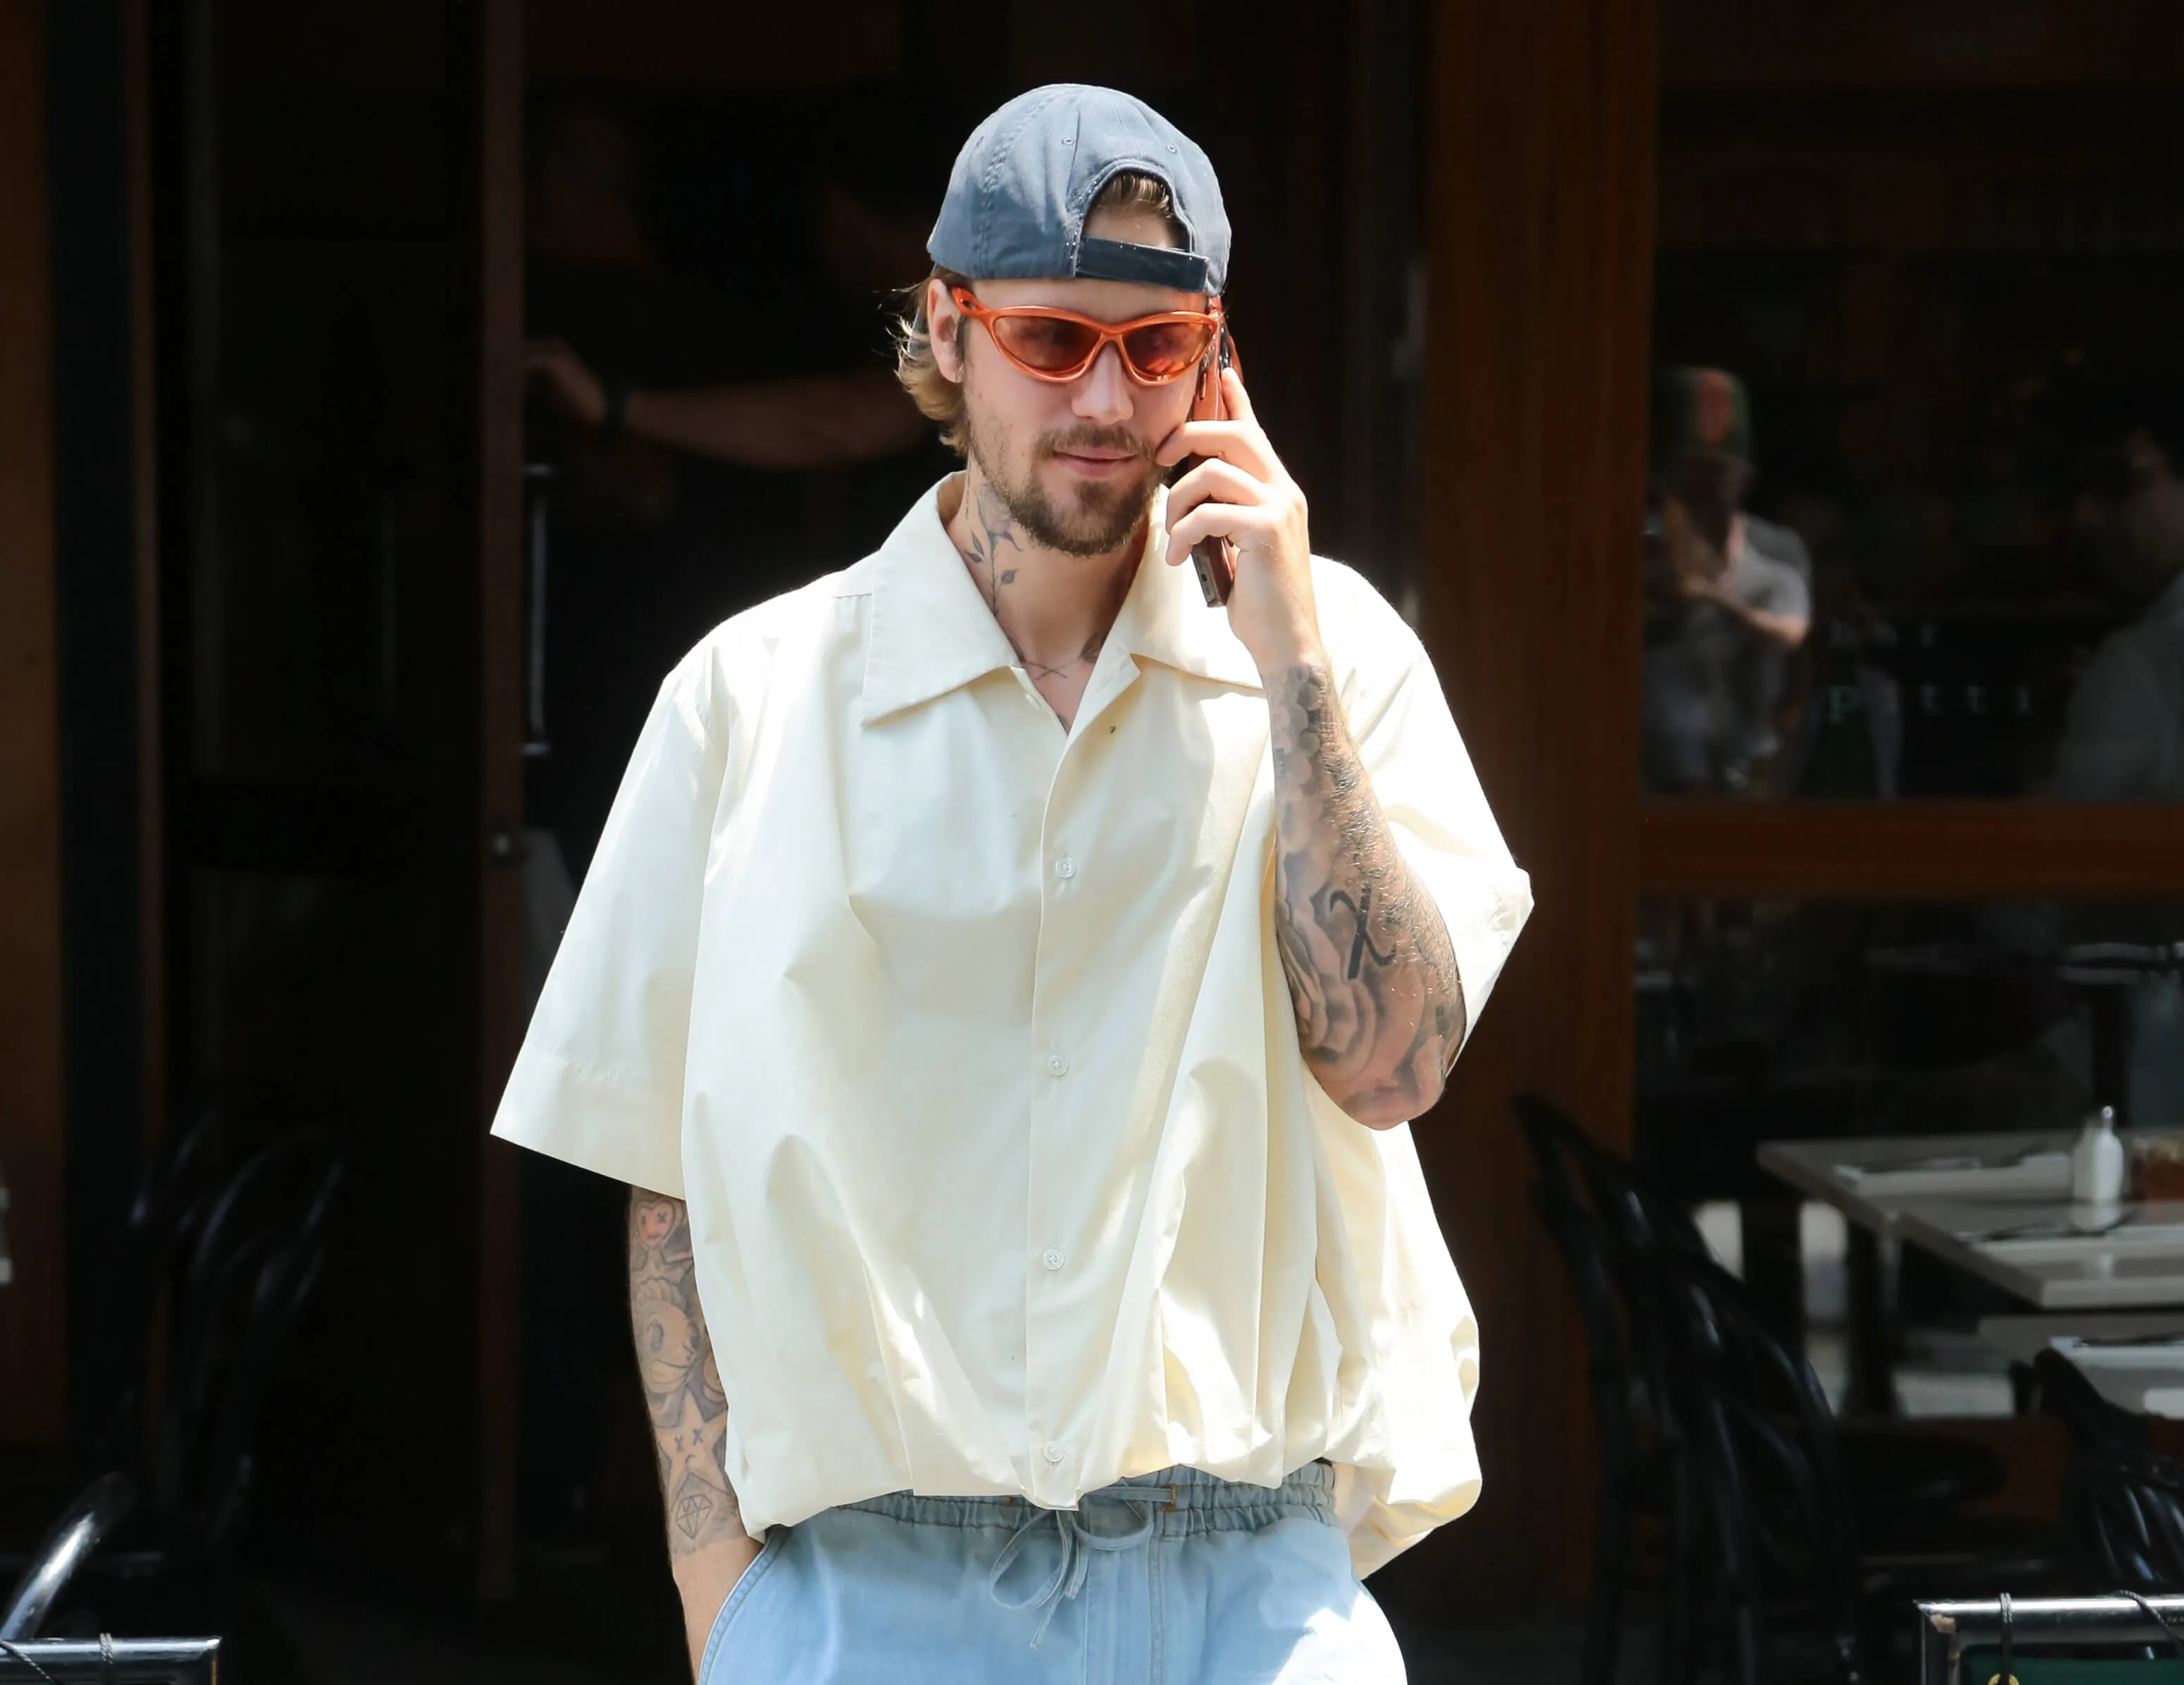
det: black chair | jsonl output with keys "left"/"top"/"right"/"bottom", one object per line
{"left": 1519, "top": 1095, "right": 2061, "bottom": 1685}
{"left": 0, "top": 1128, "right": 345, "bottom": 1637}
{"left": 2022, "top": 1348, "right": 2153, "bottom": 1455}
{"left": 1652, "top": 1246, "right": 1868, "bottom": 1684}
{"left": 1518, "top": 1093, "right": 1697, "bottom": 1685}
{"left": 0, "top": 1101, "right": 228, "bottom": 1527}
{"left": 0, "top": 1475, "right": 134, "bottom": 1641}
{"left": 0, "top": 1636, "right": 220, "bottom": 1681}
{"left": 2014, "top": 1347, "right": 2184, "bottom": 1595}
{"left": 1654, "top": 1245, "right": 2069, "bottom": 1685}
{"left": 2061, "top": 1444, "right": 2184, "bottom": 1595}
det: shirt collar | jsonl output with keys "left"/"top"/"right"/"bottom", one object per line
{"left": 855, "top": 478, "right": 1262, "bottom": 725}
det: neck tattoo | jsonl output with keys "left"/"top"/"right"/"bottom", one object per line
{"left": 952, "top": 475, "right": 1110, "bottom": 683}
{"left": 957, "top": 480, "right": 1023, "bottom": 614}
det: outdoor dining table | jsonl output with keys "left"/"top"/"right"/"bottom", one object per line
{"left": 1757, "top": 1131, "right": 2184, "bottom": 1409}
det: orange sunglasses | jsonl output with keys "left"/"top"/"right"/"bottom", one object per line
{"left": 950, "top": 285, "right": 1222, "bottom": 387}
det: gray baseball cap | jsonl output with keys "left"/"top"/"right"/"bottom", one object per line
{"left": 928, "top": 85, "right": 1230, "bottom": 295}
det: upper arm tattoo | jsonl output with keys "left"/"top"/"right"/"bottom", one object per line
{"left": 629, "top": 1188, "right": 746, "bottom": 1554}
{"left": 1268, "top": 661, "right": 1467, "bottom": 1119}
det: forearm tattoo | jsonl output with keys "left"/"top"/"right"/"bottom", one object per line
{"left": 629, "top": 1189, "right": 746, "bottom": 1555}
{"left": 1269, "top": 661, "right": 1467, "bottom": 1119}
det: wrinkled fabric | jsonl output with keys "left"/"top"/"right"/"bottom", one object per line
{"left": 492, "top": 479, "right": 1532, "bottom": 1574}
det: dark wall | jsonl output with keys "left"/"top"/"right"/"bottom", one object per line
{"left": 46, "top": 0, "right": 151, "bottom": 1455}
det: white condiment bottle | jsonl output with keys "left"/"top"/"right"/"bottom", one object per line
{"left": 2071, "top": 1105, "right": 2126, "bottom": 1205}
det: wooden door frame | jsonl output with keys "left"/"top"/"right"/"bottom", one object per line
{"left": 1406, "top": 0, "right": 1658, "bottom": 1617}
{"left": 0, "top": 0, "right": 67, "bottom": 1451}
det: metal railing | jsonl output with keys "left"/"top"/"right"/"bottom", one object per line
{"left": 1918, "top": 1596, "right": 2184, "bottom": 1685}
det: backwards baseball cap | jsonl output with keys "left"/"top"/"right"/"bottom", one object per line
{"left": 928, "top": 84, "right": 1231, "bottom": 296}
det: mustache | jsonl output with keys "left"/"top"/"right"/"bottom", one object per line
{"left": 1034, "top": 426, "right": 1154, "bottom": 464}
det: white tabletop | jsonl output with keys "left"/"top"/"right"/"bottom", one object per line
{"left": 1758, "top": 1132, "right": 2184, "bottom": 1310}
{"left": 1981, "top": 1312, "right": 2184, "bottom": 1417}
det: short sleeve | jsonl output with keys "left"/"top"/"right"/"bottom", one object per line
{"left": 2051, "top": 635, "right": 2162, "bottom": 800}
{"left": 1731, "top": 546, "right": 1811, "bottom": 621}
{"left": 489, "top": 646, "right": 731, "bottom": 1195}
{"left": 1346, "top": 633, "right": 1534, "bottom": 1056}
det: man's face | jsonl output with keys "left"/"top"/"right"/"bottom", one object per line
{"left": 930, "top": 204, "right": 1205, "bottom": 556}
{"left": 2073, "top": 430, "right": 2184, "bottom": 601}
{"left": 1663, "top": 455, "right": 1749, "bottom": 557}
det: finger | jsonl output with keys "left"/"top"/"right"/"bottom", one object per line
{"left": 1220, "top": 365, "right": 1257, "bottom": 424}
{"left": 1165, "top": 456, "right": 1269, "bottom": 526}
{"left": 1154, "top": 419, "right": 1276, "bottom": 481}
{"left": 1163, "top": 502, "right": 1280, "bottom": 569}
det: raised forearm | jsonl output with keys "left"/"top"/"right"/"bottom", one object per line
{"left": 1705, "top": 586, "right": 1808, "bottom": 649}
{"left": 1267, "top": 659, "right": 1465, "bottom": 1127}
{"left": 629, "top": 1188, "right": 758, "bottom": 1675}
{"left": 626, "top": 366, "right": 925, "bottom": 470}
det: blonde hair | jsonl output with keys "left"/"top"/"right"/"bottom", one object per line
{"left": 893, "top": 171, "right": 1189, "bottom": 456}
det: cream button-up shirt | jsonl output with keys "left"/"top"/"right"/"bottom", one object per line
{"left": 492, "top": 480, "right": 1532, "bottom": 1574}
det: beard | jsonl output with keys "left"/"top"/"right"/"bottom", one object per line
{"left": 963, "top": 412, "right": 1159, "bottom": 557}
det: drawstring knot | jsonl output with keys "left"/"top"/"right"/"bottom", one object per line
{"left": 988, "top": 1495, "right": 1160, "bottom": 1647}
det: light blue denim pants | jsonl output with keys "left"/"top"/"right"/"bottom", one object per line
{"left": 699, "top": 1462, "right": 1406, "bottom": 1683}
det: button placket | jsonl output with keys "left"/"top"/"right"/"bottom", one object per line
{"left": 1024, "top": 719, "right": 1115, "bottom": 1508}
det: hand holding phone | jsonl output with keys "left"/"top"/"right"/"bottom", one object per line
{"left": 1160, "top": 335, "right": 1319, "bottom": 674}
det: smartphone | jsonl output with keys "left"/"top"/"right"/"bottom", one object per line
{"left": 1177, "top": 325, "right": 1241, "bottom": 607}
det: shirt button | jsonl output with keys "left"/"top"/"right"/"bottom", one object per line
{"left": 1046, "top": 1053, "right": 1069, "bottom": 1076}
{"left": 1042, "top": 1248, "right": 1065, "bottom": 1271}
{"left": 1042, "top": 1441, "right": 1065, "bottom": 1465}
{"left": 1054, "top": 855, "right": 1077, "bottom": 880}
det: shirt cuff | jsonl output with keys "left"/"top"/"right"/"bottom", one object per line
{"left": 490, "top": 1046, "right": 686, "bottom": 1198}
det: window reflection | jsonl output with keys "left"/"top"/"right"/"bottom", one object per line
{"left": 1645, "top": 260, "right": 2184, "bottom": 801}
{"left": 1636, "top": 900, "right": 2184, "bottom": 1188}
{"left": 1643, "top": 368, "right": 1815, "bottom": 795}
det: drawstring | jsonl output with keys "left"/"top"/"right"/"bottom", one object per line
{"left": 988, "top": 1495, "right": 1160, "bottom": 1648}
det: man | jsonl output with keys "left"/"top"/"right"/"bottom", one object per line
{"left": 2049, "top": 380, "right": 2184, "bottom": 801}
{"left": 2042, "top": 376, "right": 2184, "bottom": 1127}
{"left": 1641, "top": 367, "right": 1813, "bottom": 794}
{"left": 493, "top": 85, "right": 1531, "bottom": 1681}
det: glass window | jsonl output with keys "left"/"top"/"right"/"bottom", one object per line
{"left": 1644, "top": 85, "right": 2184, "bottom": 801}
{"left": 1639, "top": 897, "right": 2184, "bottom": 1415}
{"left": 1637, "top": 898, "right": 2184, "bottom": 1170}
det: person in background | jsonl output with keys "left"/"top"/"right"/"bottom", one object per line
{"left": 525, "top": 89, "right": 943, "bottom": 475}
{"left": 2033, "top": 373, "right": 2184, "bottom": 1128}
{"left": 1641, "top": 366, "right": 1813, "bottom": 793}
{"left": 2048, "top": 375, "right": 2184, "bottom": 801}
{"left": 495, "top": 84, "right": 1530, "bottom": 1682}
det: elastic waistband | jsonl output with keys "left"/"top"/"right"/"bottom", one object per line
{"left": 839, "top": 1461, "right": 1336, "bottom": 1536}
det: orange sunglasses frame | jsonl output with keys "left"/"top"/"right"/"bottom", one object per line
{"left": 948, "top": 285, "right": 1223, "bottom": 387}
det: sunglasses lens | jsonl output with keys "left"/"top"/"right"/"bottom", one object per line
{"left": 991, "top": 314, "right": 1103, "bottom": 373}
{"left": 1122, "top": 321, "right": 1217, "bottom": 382}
